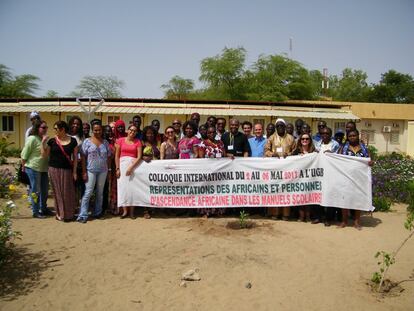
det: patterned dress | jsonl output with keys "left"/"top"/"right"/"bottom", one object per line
{"left": 178, "top": 137, "right": 200, "bottom": 159}
{"left": 198, "top": 139, "right": 226, "bottom": 216}
{"left": 199, "top": 139, "right": 225, "bottom": 158}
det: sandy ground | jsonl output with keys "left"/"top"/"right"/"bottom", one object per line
{"left": 1, "top": 197, "right": 413, "bottom": 311}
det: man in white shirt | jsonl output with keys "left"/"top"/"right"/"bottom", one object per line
{"left": 314, "top": 127, "right": 340, "bottom": 153}
{"left": 25, "top": 111, "right": 41, "bottom": 140}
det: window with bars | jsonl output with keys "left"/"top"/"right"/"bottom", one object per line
{"left": 107, "top": 115, "right": 120, "bottom": 124}
{"left": 390, "top": 132, "right": 400, "bottom": 144}
{"left": 1, "top": 115, "right": 14, "bottom": 132}
{"left": 361, "top": 130, "right": 375, "bottom": 144}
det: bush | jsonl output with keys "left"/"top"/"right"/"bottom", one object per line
{"left": 373, "top": 196, "right": 391, "bottom": 212}
{"left": 367, "top": 145, "right": 378, "bottom": 160}
{"left": 3, "top": 147, "right": 22, "bottom": 158}
{"left": 0, "top": 169, "right": 15, "bottom": 198}
{"left": 0, "top": 134, "right": 14, "bottom": 164}
{"left": 372, "top": 153, "right": 414, "bottom": 206}
{"left": 407, "top": 181, "right": 414, "bottom": 213}
{"left": 0, "top": 200, "right": 19, "bottom": 265}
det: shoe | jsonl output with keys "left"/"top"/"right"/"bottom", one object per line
{"left": 33, "top": 214, "right": 46, "bottom": 219}
{"left": 40, "top": 209, "right": 55, "bottom": 216}
{"left": 311, "top": 219, "right": 320, "bottom": 224}
{"left": 77, "top": 218, "right": 87, "bottom": 224}
{"left": 324, "top": 221, "right": 331, "bottom": 227}
{"left": 120, "top": 214, "right": 128, "bottom": 219}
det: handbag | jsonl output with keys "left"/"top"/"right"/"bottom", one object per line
{"left": 55, "top": 137, "right": 73, "bottom": 167}
{"left": 17, "top": 163, "right": 31, "bottom": 186}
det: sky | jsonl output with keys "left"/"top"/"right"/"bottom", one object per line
{"left": 1, "top": 0, "right": 413, "bottom": 98}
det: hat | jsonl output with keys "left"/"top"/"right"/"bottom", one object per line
{"left": 335, "top": 129, "right": 344, "bottom": 135}
{"left": 29, "top": 111, "right": 40, "bottom": 119}
{"left": 275, "top": 118, "right": 286, "bottom": 125}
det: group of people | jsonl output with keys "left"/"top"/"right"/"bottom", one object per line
{"left": 21, "top": 111, "right": 371, "bottom": 229}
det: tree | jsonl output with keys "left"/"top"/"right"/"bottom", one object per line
{"left": 161, "top": 75, "right": 194, "bottom": 100}
{"left": 70, "top": 75, "right": 125, "bottom": 98}
{"left": 329, "top": 68, "right": 371, "bottom": 102}
{"left": 44, "top": 90, "right": 59, "bottom": 98}
{"left": 246, "top": 54, "right": 315, "bottom": 101}
{"left": 199, "top": 47, "right": 247, "bottom": 100}
{"left": 369, "top": 70, "right": 414, "bottom": 103}
{"left": 0, "top": 64, "right": 40, "bottom": 98}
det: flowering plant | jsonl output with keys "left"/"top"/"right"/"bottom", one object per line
{"left": 0, "top": 200, "right": 20, "bottom": 265}
{"left": 0, "top": 168, "right": 16, "bottom": 198}
{"left": 372, "top": 153, "right": 414, "bottom": 210}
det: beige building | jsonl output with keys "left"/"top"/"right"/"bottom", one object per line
{"left": 1, "top": 98, "right": 413, "bottom": 155}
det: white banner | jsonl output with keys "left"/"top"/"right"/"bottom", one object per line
{"left": 118, "top": 153, "right": 373, "bottom": 211}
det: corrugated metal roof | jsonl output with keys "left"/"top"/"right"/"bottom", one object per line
{"left": 0, "top": 104, "right": 359, "bottom": 120}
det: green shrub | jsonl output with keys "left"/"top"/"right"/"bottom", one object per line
{"left": 0, "top": 200, "right": 20, "bottom": 265}
{"left": 3, "top": 147, "right": 22, "bottom": 158}
{"left": 373, "top": 196, "right": 391, "bottom": 212}
{"left": 407, "top": 181, "right": 414, "bottom": 213}
{"left": 367, "top": 145, "right": 378, "bottom": 160}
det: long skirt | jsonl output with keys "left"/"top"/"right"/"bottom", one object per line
{"left": 117, "top": 156, "right": 137, "bottom": 208}
{"left": 109, "top": 162, "right": 119, "bottom": 214}
{"left": 49, "top": 167, "right": 76, "bottom": 221}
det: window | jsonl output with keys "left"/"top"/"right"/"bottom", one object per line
{"left": 107, "top": 115, "right": 120, "bottom": 124}
{"left": 390, "top": 132, "right": 400, "bottom": 145}
{"left": 253, "top": 118, "right": 264, "bottom": 126}
{"left": 1, "top": 115, "right": 14, "bottom": 132}
{"left": 334, "top": 121, "right": 345, "bottom": 134}
{"left": 361, "top": 130, "right": 375, "bottom": 144}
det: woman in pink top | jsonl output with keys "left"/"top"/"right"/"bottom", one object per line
{"left": 178, "top": 121, "right": 201, "bottom": 159}
{"left": 115, "top": 125, "right": 142, "bottom": 219}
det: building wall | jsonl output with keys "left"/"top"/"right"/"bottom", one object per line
{"left": 407, "top": 121, "right": 414, "bottom": 157}
{"left": 358, "top": 119, "right": 407, "bottom": 153}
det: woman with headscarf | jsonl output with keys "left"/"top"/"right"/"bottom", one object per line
{"left": 114, "top": 119, "right": 127, "bottom": 141}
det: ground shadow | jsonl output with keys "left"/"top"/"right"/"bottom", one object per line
{"left": 361, "top": 214, "right": 382, "bottom": 227}
{"left": 0, "top": 245, "right": 58, "bottom": 301}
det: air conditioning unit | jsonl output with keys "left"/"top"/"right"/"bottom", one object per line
{"left": 382, "top": 126, "right": 392, "bottom": 133}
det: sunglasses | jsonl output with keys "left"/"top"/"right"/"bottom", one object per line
{"left": 166, "top": 131, "right": 174, "bottom": 134}
{"left": 301, "top": 137, "right": 310, "bottom": 141}
{"left": 173, "top": 122, "right": 181, "bottom": 125}
{"left": 40, "top": 126, "right": 48, "bottom": 129}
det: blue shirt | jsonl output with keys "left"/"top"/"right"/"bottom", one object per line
{"left": 81, "top": 138, "right": 112, "bottom": 173}
{"left": 248, "top": 136, "right": 266, "bottom": 157}
{"left": 312, "top": 133, "right": 322, "bottom": 142}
